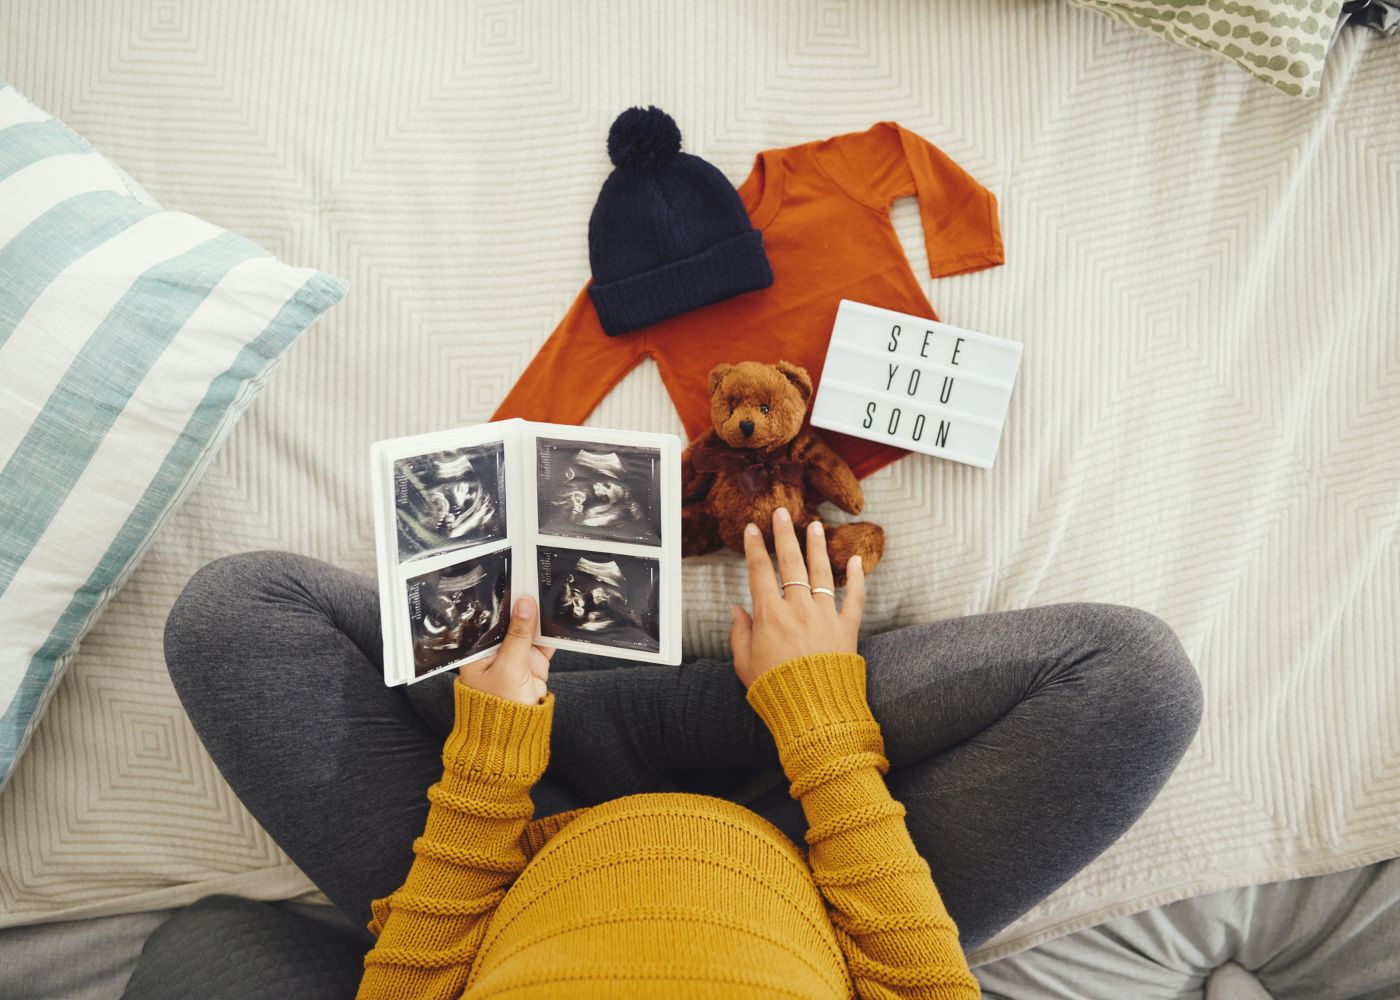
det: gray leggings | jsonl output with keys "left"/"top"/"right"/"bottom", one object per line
{"left": 163, "top": 550, "right": 1202, "bottom": 952}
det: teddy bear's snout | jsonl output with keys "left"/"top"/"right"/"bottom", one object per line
{"left": 739, "top": 419, "right": 755, "bottom": 437}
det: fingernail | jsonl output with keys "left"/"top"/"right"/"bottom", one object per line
{"left": 851, "top": 555, "right": 862, "bottom": 570}
{"left": 745, "top": 522, "right": 759, "bottom": 537}
{"left": 775, "top": 507, "right": 790, "bottom": 523}
{"left": 514, "top": 596, "right": 534, "bottom": 618}
{"left": 811, "top": 520, "right": 823, "bottom": 535}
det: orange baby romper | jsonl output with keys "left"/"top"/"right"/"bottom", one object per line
{"left": 493, "top": 122, "right": 1004, "bottom": 481}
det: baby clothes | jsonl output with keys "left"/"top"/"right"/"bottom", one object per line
{"left": 493, "top": 122, "right": 1004, "bottom": 481}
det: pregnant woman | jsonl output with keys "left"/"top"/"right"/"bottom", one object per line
{"left": 164, "top": 507, "right": 1201, "bottom": 998}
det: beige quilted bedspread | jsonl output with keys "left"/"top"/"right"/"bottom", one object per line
{"left": 1, "top": 0, "right": 1396, "bottom": 964}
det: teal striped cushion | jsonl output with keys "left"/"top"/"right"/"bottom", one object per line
{"left": 0, "top": 83, "right": 346, "bottom": 792}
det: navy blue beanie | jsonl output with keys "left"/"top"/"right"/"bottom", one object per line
{"left": 587, "top": 107, "right": 773, "bottom": 337}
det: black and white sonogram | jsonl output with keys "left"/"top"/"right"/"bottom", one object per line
{"left": 535, "top": 438, "right": 661, "bottom": 546}
{"left": 395, "top": 443, "right": 506, "bottom": 561}
{"left": 406, "top": 550, "right": 510, "bottom": 677}
{"left": 537, "top": 546, "right": 660, "bottom": 653}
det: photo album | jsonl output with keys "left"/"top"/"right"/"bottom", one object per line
{"left": 371, "top": 418, "right": 683, "bottom": 685}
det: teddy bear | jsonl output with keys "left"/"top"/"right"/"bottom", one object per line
{"left": 681, "top": 359, "right": 884, "bottom": 585}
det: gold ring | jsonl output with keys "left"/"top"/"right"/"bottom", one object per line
{"left": 811, "top": 587, "right": 836, "bottom": 598}
{"left": 781, "top": 580, "right": 811, "bottom": 591}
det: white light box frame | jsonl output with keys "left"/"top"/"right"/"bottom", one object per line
{"left": 810, "top": 299, "right": 1022, "bottom": 469}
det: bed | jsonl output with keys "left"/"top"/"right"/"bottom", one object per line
{"left": 0, "top": 0, "right": 1396, "bottom": 974}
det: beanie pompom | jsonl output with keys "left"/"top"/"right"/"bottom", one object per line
{"left": 607, "top": 106, "right": 682, "bottom": 171}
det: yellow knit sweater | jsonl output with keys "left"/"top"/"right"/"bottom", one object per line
{"left": 356, "top": 651, "right": 980, "bottom": 999}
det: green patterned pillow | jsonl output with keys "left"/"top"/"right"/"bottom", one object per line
{"left": 1070, "top": 0, "right": 1343, "bottom": 98}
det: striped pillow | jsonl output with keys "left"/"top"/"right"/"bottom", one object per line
{"left": 0, "top": 83, "right": 346, "bottom": 791}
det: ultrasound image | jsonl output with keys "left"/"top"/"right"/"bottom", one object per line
{"left": 536, "top": 545, "right": 660, "bottom": 653}
{"left": 406, "top": 550, "right": 510, "bottom": 676}
{"left": 535, "top": 438, "right": 661, "bottom": 546}
{"left": 395, "top": 442, "right": 506, "bottom": 561}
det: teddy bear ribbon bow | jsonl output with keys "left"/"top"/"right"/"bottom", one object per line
{"left": 691, "top": 446, "right": 806, "bottom": 499}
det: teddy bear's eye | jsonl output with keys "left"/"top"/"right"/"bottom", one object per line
{"left": 759, "top": 403, "right": 769, "bottom": 414}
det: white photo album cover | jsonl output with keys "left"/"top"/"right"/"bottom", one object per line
{"left": 371, "top": 418, "right": 682, "bottom": 685}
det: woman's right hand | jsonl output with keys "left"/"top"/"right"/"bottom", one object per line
{"left": 728, "top": 507, "right": 865, "bottom": 690}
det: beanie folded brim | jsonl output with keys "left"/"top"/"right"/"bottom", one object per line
{"left": 588, "top": 229, "right": 773, "bottom": 337}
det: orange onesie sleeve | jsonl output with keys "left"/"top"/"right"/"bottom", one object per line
{"left": 812, "top": 121, "right": 1004, "bottom": 279}
{"left": 491, "top": 285, "right": 649, "bottom": 425}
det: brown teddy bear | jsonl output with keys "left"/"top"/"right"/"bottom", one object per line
{"left": 681, "top": 360, "right": 884, "bottom": 584}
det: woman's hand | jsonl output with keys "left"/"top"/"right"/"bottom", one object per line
{"left": 458, "top": 596, "right": 552, "bottom": 705}
{"left": 729, "top": 507, "right": 866, "bottom": 689}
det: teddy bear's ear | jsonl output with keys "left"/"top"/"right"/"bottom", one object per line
{"left": 707, "top": 363, "right": 734, "bottom": 397}
{"left": 775, "top": 360, "right": 813, "bottom": 402}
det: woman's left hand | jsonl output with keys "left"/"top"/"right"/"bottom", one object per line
{"left": 729, "top": 507, "right": 865, "bottom": 689}
{"left": 458, "top": 596, "right": 553, "bottom": 705}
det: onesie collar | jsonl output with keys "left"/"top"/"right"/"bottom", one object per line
{"left": 738, "top": 148, "right": 785, "bottom": 231}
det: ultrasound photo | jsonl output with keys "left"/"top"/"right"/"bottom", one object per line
{"left": 395, "top": 442, "right": 507, "bottom": 561}
{"left": 535, "top": 438, "right": 661, "bottom": 546}
{"left": 537, "top": 546, "right": 660, "bottom": 653}
{"left": 406, "top": 550, "right": 510, "bottom": 677}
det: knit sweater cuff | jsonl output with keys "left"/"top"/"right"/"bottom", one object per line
{"left": 747, "top": 651, "right": 871, "bottom": 726}
{"left": 441, "top": 679, "right": 553, "bottom": 783}
{"left": 745, "top": 652, "right": 880, "bottom": 771}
